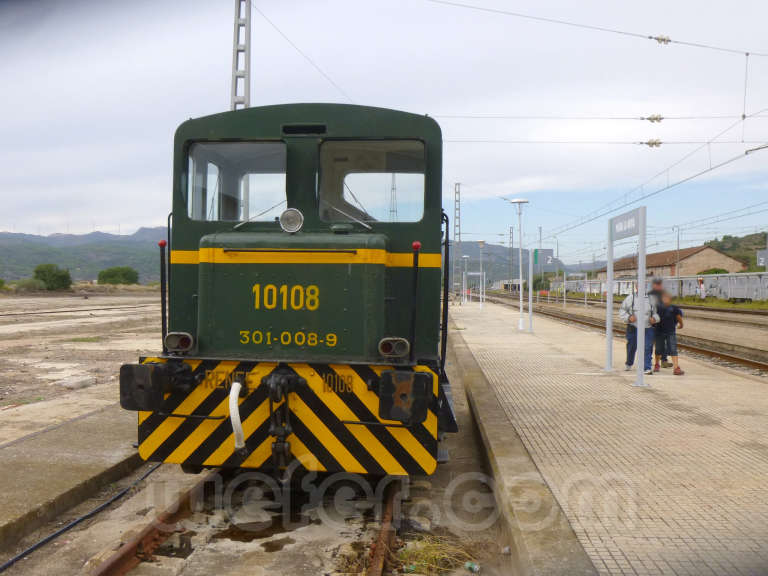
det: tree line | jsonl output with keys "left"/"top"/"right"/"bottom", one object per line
{"left": 0, "top": 265, "right": 140, "bottom": 292}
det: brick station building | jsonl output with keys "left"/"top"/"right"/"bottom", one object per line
{"left": 596, "top": 245, "right": 745, "bottom": 280}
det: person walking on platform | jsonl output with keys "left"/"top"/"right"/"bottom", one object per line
{"left": 649, "top": 278, "right": 669, "bottom": 371}
{"left": 658, "top": 292, "right": 685, "bottom": 375}
{"left": 619, "top": 286, "right": 660, "bottom": 375}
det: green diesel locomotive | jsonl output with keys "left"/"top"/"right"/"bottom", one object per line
{"left": 120, "top": 104, "right": 456, "bottom": 476}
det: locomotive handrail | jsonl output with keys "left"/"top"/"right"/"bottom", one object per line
{"left": 440, "top": 210, "right": 449, "bottom": 377}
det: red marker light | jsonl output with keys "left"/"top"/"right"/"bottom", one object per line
{"left": 412, "top": 241, "right": 422, "bottom": 251}
{"left": 158, "top": 240, "right": 167, "bottom": 247}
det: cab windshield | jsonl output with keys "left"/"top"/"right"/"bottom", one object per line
{"left": 319, "top": 140, "right": 425, "bottom": 224}
{"left": 186, "top": 142, "right": 286, "bottom": 222}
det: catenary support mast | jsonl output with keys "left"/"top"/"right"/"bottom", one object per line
{"left": 231, "top": 0, "right": 251, "bottom": 110}
{"left": 453, "top": 183, "right": 462, "bottom": 294}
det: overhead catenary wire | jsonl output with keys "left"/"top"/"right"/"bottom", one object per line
{"left": 250, "top": 1, "right": 354, "bottom": 103}
{"left": 444, "top": 139, "right": 767, "bottom": 146}
{"left": 675, "top": 199, "right": 768, "bottom": 230}
{"left": 435, "top": 113, "right": 767, "bottom": 122}
{"left": 426, "top": 0, "right": 768, "bottom": 57}
{"left": 555, "top": 200, "right": 768, "bottom": 261}
{"left": 546, "top": 143, "right": 768, "bottom": 242}
{"left": 679, "top": 206, "right": 768, "bottom": 231}
{"left": 541, "top": 106, "right": 768, "bottom": 242}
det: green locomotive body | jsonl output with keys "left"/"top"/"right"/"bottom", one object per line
{"left": 120, "top": 104, "right": 455, "bottom": 476}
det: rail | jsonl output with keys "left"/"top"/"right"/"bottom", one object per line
{"left": 485, "top": 293, "right": 768, "bottom": 371}
{"left": 91, "top": 469, "right": 220, "bottom": 575}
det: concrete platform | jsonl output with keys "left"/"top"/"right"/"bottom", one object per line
{"left": 0, "top": 402, "right": 139, "bottom": 550}
{"left": 451, "top": 301, "right": 768, "bottom": 576}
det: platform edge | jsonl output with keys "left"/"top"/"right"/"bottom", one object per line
{"left": 448, "top": 320, "right": 598, "bottom": 576}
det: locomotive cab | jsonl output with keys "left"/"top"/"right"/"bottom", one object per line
{"left": 120, "top": 104, "right": 456, "bottom": 476}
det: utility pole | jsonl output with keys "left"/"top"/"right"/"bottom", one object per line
{"left": 453, "top": 183, "right": 462, "bottom": 294}
{"left": 462, "top": 255, "right": 469, "bottom": 304}
{"left": 230, "top": 0, "right": 251, "bottom": 110}
{"left": 389, "top": 174, "right": 397, "bottom": 222}
{"left": 675, "top": 225, "right": 681, "bottom": 297}
{"left": 231, "top": 0, "right": 251, "bottom": 217}
{"left": 479, "top": 241, "right": 485, "bottom": 309}
{"left": 511, "top": 200, "right": 529, "bottom": 330}
{"left": 538, "top": 225, "right": 542, "bottom": 303}
{"left": 508, "top": 226, "right": 514, "bottom": 292}
{"left": 555, "top": 236, "right": 559, "bottom": 301}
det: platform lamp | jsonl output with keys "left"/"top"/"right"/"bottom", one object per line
{"left": 503, "top": 198, "right": 529, "bottom": 331}
{"left": 462, "top": 254, "right": 470, "bottom": 304}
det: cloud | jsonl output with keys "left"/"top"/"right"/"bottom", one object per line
{"left": 1, "top": 0, "right": 767, "bottom": 248}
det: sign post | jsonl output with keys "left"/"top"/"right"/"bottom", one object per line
{"left": 531, "top": 249, "right": 553, "bottom": 333}
{"left": 605, "top": 223, "right": 614, "bottom": 370}
{"left": 528, "top": 248, "right": 534, "bottom": 332}
{"left": 607, "top": 207, "right": 648, "bottom": 387}
{"left": 757, "top": 249, "right": 767, "bottom": 270}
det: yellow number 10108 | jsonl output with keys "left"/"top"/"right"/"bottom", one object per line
{"left": 252, "top": 284, "right": 319, "bottom": 311}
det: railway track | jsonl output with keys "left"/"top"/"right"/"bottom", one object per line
{"left": 0, "top": 303, "right": 156, "bottom": 318}
{"left": 91, "top": 469, "right": 219, "bottom": 576}
{"left": 492, "top": 292, "right": 768, "bottom": 326}
{"left": 89, "top": 470, "right": 401, "bottom": 576}
{"left": 486, "top": 294, "right": 768, "bottom": 372}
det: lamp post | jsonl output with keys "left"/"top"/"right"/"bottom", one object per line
{"left": 503, "top": 198, "right": 530, "bottom": 330}
{"left": 462, "top": 255, "right": 470, "bottom": 304}
{"left": 478, "top": 241, "right": 485, "bottom": 309}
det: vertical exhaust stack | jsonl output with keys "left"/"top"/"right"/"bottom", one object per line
{"left": 158, "top": 240, "right": 168, "bottom": 354}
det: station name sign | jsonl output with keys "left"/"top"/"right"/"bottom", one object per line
{"left": 758, "top": 249, "right": 767, "bottom": 268}
{"left": 610, "top": 208, "right": 642, "bottom": 241}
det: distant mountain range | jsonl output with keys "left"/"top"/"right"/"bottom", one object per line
{"left": 0, "top": 229, "right": 612, "bottom": 285}
{"left": 448, "top": 241, "right": 605, "bottom": 284}
{"left": 0, "top": 227, "right": 166, "bottom": 283}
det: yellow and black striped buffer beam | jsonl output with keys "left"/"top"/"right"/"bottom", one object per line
{"left": 136, "top": 358, "right": 439, "bottom": 475}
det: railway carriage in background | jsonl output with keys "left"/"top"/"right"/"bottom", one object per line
{"left": 120, "top": 104, "right": 457, "bottom": 476}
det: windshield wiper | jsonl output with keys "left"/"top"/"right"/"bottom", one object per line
{"left": 232, "top": 199, "right": 287, "bottom": 230}
{"left": 343, "top": 181, "right": 373, "bottom": 219}
{"left": 320, "top": 200, "right": 373, "bottom": 230}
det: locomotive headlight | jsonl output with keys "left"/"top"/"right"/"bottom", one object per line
{"left": 279, "top": 208, "right": 304, "bottom": 233}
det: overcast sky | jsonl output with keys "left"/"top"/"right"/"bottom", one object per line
{"left": 2, "top": 0, "right": 767, "bottom": 262}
